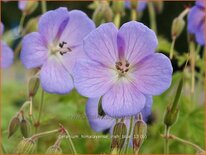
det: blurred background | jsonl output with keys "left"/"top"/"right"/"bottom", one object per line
{"left": 1, "top": 1, "right": 205, "bottom": 154}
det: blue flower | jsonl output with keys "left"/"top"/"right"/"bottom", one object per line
{"left": 187, "top": 0, "right": 205, "bottom": 45}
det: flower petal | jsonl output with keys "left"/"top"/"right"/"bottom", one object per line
{"left": 195, "top": 20, "right": 205, "bottom": 45}
{"left": 102, "top": 80, "right": 146, "bottom": 118}
{"left": 137, "top": 1, "right": 147, "bottom": 11}
{"left": 83, "top": 23, "right": 118, "bottom": 66}
{"left": 1, "top": 41, "right": 14, "bottom": 68}
{"left": 117, "top": 21, "right": 158, "bottom": 65}
{"left": 132, "top": 53, "right": 173, "bottom": 95}
{"left": 38, "top": 7, "right": 69, "bottom": 44}
{"left": 20, "top": 32, "right": 48, "bottom": 69}
{"left": 86, "top": 98, "right": 115, "bottom": 132}
{"left": 1, "top": 22, "right": 4, "bottom": 35}
{"left": 187, "top": 6, "right": 205, "bottom": 34}
{"left": 40, "top": 56, "right": 74, "bottom": 94}
{"left": 140, "top": 96, "right": 153, "bottom": 121}
{"left": 60, "top": 10, "right": 95, "bottom": 46}
{"left": 73, "top": 60, "right": 117, "bottom": 98}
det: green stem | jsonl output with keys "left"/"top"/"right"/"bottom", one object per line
{"left": 18, "top": 13, "right": 26, "bottom": 35}
{"left": 114, "top": 13, "right": 121, "bottom": 28}
{"left": 31, "top": 129, "right": 59, "bottom": 140}
{"left": 35, "top": 90, "right": 45, "bottom": 133}
{"left": 148, "top": 2, "right": 157, "bottom": 34}
{"left": 170, "top": 38, "right": 176, "bottom": 59}
{"left": 170, "top": 134, "right": 205, "bottom": 153}
{"left": 164, "top": 126, "right": 170, "bottom": 154}
{"left": 131, "top": 8, "right": 137, "bottom": 21}
{"left": 124, "top": 116, "right": 134, "bottom": 154}
{"left": 41, "top": 0, "right": 47, "bottom": 14}
{"left": 189, "top": 40, "right": 196, "bottom": 95}
{"left": 65, "top": 129, "right": 77, "bottom": 154}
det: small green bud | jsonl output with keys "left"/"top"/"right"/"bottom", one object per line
{"left": 28, "top": 76, "right": 40, "bottom": 97}
{"left": 46, "top": 145, "right": 62, "bottom": 154}
{"left": 153, "top": 1, "right": 164, "bottom": 14}
{"left": 23, "top": 17, "right": 39, "bottom": 35}
{"left": 20, "top": 119, "right": 29, "bottom": 138}
{"left": 8, "top": 116, "right": 20, "bottom": 138}
{"left": 15, "top": 138, "right": 36, "bottom": 154}
{"left": 98, "top": 97, "right": 106, "bottom": 117}
{"left": 164, "top": 77, "right": 183, "bottom": 127}
{"left": 171, "top": 17, "right": 185, "bottom": 40}
{"left": 133, "top": 118, "right": 147, "bottom": 153}
{"left": 23, "top": 1, "right": 39, "bottom": 15}
{"left": 131, "top": 1, "right": 138, "bottom": 9}
{"left": 112, "top": 1, "right": 125, "bottom": 15}
{"left": 111, "top": 122, "right": 127, "bottom": 153}
{"left": 92, "top": 1, "right": 113, "bottom": 26}
{"left": 164, "top": 106, "right": 179, "bottom": 127}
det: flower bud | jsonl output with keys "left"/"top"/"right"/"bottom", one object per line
{"left": 164, "top": 106, "right": 179, "bottom": 127}
{"left": 8, "top": 116, "right": 20, "bottom": 138}
{"left": 23, "top": 17, "right": 39, "bottom": 35}
{"left": 153, "top": 1, "right": 164, "bottom": 13}
{"left": 131, "top": 1, "right": 138, "bottom": 9}
{"left": 98, "top": 97, "right": 105, "bottom": 117}
{"left": 15, "top": 138, "right": 36, "bottom": 154}
{"left": 20, "top": 119, "right": 29, "bottom": 138}
{"left": 164, "top": 77, "right": 183, "bottom": 127}
{"left": 111, "top": 122, "right": 127, "bottom": 153}
{"left": 171, "top": 17, "right": 185, "bottom": 40}
{"left": 133, "top": 119, "right": 147, "bottom": 153}
{"left": 28, "top": 76, "right": 40, "bottom": 97}
{"left": 92, "top": 1, "right": 113, "bottom": 26}
{"left": 46, "top": 145, "right": 62, "bottom": 154}
{"left": 112, "top": 1, "right": 125, "bottom": 15}
{"left": 22, "top": 1, "right": 39, "bottom": 15}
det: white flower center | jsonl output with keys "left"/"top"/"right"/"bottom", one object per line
{"left": 115, "top": 60, "right": 130, "bottom": 77}
{"left": 50, "top": 41, "right": 72, "bottom": 56}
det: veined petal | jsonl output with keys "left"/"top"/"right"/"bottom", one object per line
{"left": 102, "top": 79, "right": 146, "bottom": 118}
{"left": 132, "top": 53, "right": 173, "bottom": 95}
{"left": 117, "top": 21, "right": 158, "bottom": 65}
{"left": 38, "top": 7, "right": 69, "bottom": 44}
{"left": 83, "top": 23, "right": 118, "bottom": 66}
{"left": 60, "top": 10, "right": 95, "bottom": 46}
{"left": 1, "top": 41, "right": 14, "bottom": 68}
{"left": 187, "top": 6, "right": 205, "bottom": 34}
{"left": 40, "top": 56, "right": 74, "bottom": 94}
{"left": 62, "top": 44, "right": 86, "bottom": 75}
{"left": 20, "top": 32, "right": 48, "bottom": 69}
{"left": 73, "top": 60, "right": 117, "bottom": 98}
{"left": 86, "top": 98, "right": 115, "bottom": 132}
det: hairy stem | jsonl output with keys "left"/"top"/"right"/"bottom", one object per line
{"left": 124, "top": 116, "right": 134, "bottom": 154}
{"left": 41, "top": 0, "right": 47, "bottom": 14}
{"left": 18, "top": 13, "right": 26, "bottom": 35}
{"left": 31, "top": 129, "right": 59, "bottom": 140}
{"left": 148, "top": 2, "right": 157, "bottom": 34}
{"left": 131, "top": 9, "right": 137, "bottom": 21}
{"left": 35, "top": 90, "right": 45, "bottom": 133}
{"left": 65, "top": 129, "right": 77, "bottom": 154}
{"left": 170, "top": 38, "right": 176, "bottom": 59}
{"left": 114, "top": 13, "right": 121, "bottom": 28}
{"left": 164, "top": 126, "right": 170, "bottom": 154}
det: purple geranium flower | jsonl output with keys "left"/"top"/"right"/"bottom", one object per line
{"left": 20, "top": 8, "right": 95, "bottom": 94}
{"left": 187, "top": 0, "right": 205, "bottom": 45}
{"left": 86, "top": 97, "right": 152, "bottom": 132}
{"left": 74, "top": 21, "right": 172, "bottom": 118}
{"left": 1, "top": 22, "right": 14, "bottom": 68}
{"left": 125, "top": 0, "right": 147, "bottom": 12}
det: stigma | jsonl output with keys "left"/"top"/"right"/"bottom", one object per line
{"left": 51, "top": 41, "right": 72, "bottom": 56}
